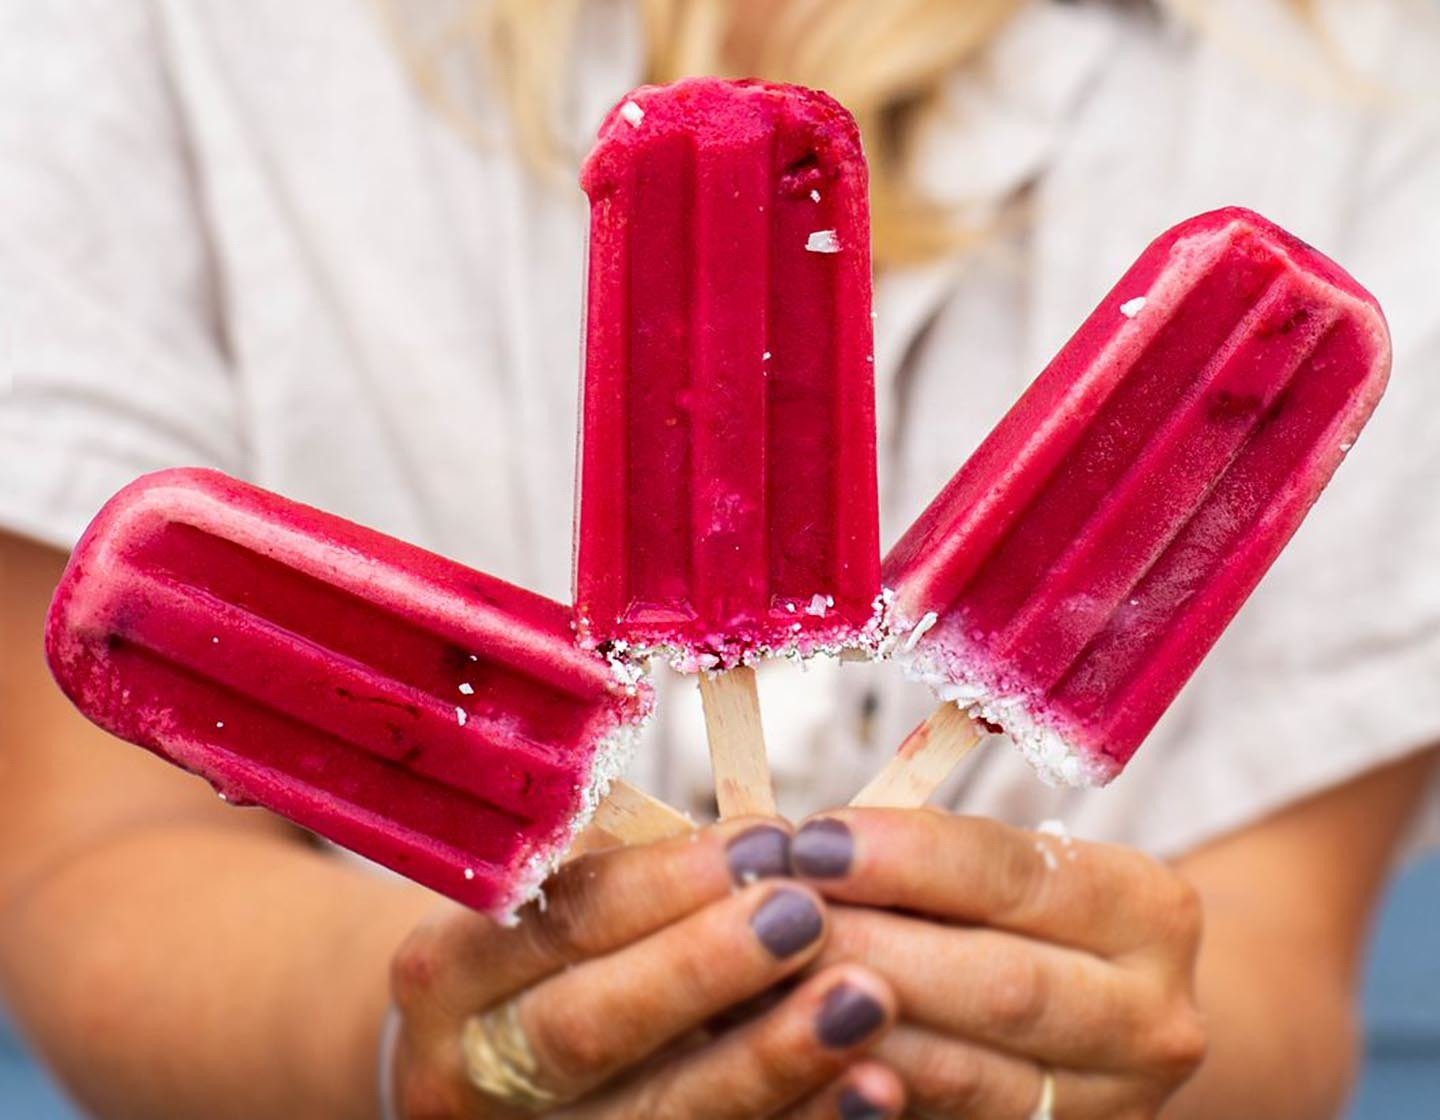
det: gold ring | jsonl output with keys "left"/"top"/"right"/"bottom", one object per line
{"left": 1029, "top": 1066, "right": 1056, "bottom": 1120}
{"left": 1025, "top": 1065, "right": 1059, "bottom": 1117}
{"left": 461, "top": 999, "right": 565, "bottom": 1112}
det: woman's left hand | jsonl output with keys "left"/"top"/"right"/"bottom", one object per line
{"left": 787, "top": 808, "right": 1208, "bottom": 1118}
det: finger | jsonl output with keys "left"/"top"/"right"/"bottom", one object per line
{"left": 517, "top": 884, "right": 828, "bottom": 1099}
{"left": 393, "top": 816, "right": 792, "bottom": 1024}
{"left": 565, "top": 965, "right": 897, "bottom": 1120}
{"left": 876, "top": 1024, "right": 1128, "bottom": 1119}
{"left": 821, "top": 907, "right": 1170, "bottom": 1070}
{"left": 778, "top": 1061, "right": 906, "bottom": 1119}
{"left": 789, "top": 809, "right": 1199, "bottom": 958}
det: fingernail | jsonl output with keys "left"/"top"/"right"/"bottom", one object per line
{"left": 750, "top": 889, "right": 823, "bottom": 959}
{"left": 726, "top": 825, "right": 791, "bottom": 885}
{"left": 839, "top": 1087, "right": 888, "bottom": 1120}
{"left": 816, "top": 984, "right": 885, "bottom": 1049}
{"left": 792, "top": 818, "right": 854, "bottom": 878}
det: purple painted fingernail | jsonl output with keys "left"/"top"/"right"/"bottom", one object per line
{"left": 839, "top": 1087, "right": 887, "bottom": 1120}
{"left": 816, "top": 984, "right": 885, "bottom": 1049}
{"left": 750, "top": 889, "right": 823, "bottom": 959}
{"left": 792, "top": 818, "right": 854, "bottom": 878}
{"left": 726, "top": 825, "right": 791, "bottom": 885}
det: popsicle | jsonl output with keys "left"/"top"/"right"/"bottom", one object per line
{"left": 575, "top": 78, "right": 881, "bottom": 816}
{"left": 46, "top": 469, "right": 690, "bottom": 919}
{"left": 856, "top": 207, "right": 1391, "bottom": 801}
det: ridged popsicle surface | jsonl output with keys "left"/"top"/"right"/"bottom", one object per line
{"left": 576, "top": 78, "right": 880, "bottom": 669}
{"left": 46, "top": 469, "right": 651, "bottom": 915}
{"left": 884, "top": 209, "right": 1391, "bottom": 785}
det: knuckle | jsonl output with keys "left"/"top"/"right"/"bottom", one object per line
{"left": 724, "top": 1014, "right": 833, "bottom": 1111}
{"left": 827, "top": 908, "right": 880, "bottom": 964}
{"left": 1142, "top": 1003, "right": 1209, "bottom": 1078}
{"left": 667, "top": 926, "right": 734, "bottom": 1006}
{"left": 984, "top": 953, "right": 1049, "bottom": 1034}
{"left": 910, "top": 1043, "right": 985, "bottom": 1112}
{"left": 390, "top": 929, "right": 443, "bottom": 1008}
{"left": 524, "top": 998, "right": 613, "bottom": 1085}
{"left": 1142, "top": 862, "right": 1203, "bottom": 943}
{"left": 625, "top": 1078, "right": 700, "bottom": 1120}
{"left": 528, "top": 872, "right": 601, "bottom": 962}
{"left": 1165, "top": 875, "right": 1205, "bottom": 948}
{"left": 395, "top": 1066, "right": 466, "bottom": 1120}
{"left": 745, "top": 1027, "right": 809, "bottom": 1091}
{"left": 997, "top": 835, "right": 1049, "bottom": 919}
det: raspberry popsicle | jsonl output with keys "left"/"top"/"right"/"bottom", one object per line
{"left": 857, "top": 208, "right": 1391, "bottom": 801}
{"left": 575, "top": 78, "right": 880, "bottom": 816}
{"left": 46, "top": 469, "right": 689, "bottom": 918}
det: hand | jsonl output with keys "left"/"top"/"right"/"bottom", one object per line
{"left": 388, "top": 820, "right": 907, "bottom": 1118}
{"left": 788, "top": 809, "right": 1207, "bottom": 1119}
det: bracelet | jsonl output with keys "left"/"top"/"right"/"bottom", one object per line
{"left": 378, "top": 1005, "right": 403, "bottom": 1120}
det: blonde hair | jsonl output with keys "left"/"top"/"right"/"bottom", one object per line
{"left": 387, "top": 0, "right": 1330, "bottom": 266}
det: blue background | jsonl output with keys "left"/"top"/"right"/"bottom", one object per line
{"left": 3, "top": 855, "right": 1438, "bottom": 1117}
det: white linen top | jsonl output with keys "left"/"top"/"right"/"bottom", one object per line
{"left": 4, "top": 0, "right": 1439, "bottom": 858}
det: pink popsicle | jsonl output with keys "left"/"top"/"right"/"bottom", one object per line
{"left": 574, "top": 77, "right": 882, "bottom": 817}
{"left": 46, "top": 469, "right": 669, "bottom": 917}
{"left": 879, "top": 208, "right": 1391, "bottom": 789}
{"left": 575, "top": 77, "right": 881, "bottom": 670}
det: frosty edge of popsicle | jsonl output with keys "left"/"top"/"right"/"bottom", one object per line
{"left": 574, "top": 78, "right": 881, "bottom": 669}
{"left": 877, "top": 208, "right": 1391, "bottom": 790}
{"left": 46, "top": 469, "right": 671, "bottom": 917}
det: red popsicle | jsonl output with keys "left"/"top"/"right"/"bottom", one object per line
{"left": 858, "top": 208, "right": 1391, "bottom": 800}
{"left": 574, "top": 78, "right": 881, "bottom": 814}
{"left": 46, "top": 469, "right": 686, "bottom": 918}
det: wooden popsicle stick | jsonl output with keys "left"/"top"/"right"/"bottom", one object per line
{"left": 569, "top": 779, "right": 696, "bottom": 858}
{"left": 697, "top": 665, "right": 777, "bottom": 819}
{"left": 590, "top": 779, "right": 695, "bottom": 843}
{"left": 850, "top": 703, "right": 985, "bottom": 808}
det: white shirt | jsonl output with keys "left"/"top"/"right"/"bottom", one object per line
{"left": 4, "top": 0, "right": 1438, "bottom": 857}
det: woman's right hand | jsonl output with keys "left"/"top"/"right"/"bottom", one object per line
{"left": 388, "top": 820, "right": 905, "bottom": 1119}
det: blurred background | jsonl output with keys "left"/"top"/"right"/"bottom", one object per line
{"left": 4, "top": 855, "right": 1437, "bottom": 1116}
{"left": 3, "top": 0, "right": 1437, "bottom": 1115}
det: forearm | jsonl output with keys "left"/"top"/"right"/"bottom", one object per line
{"left": 1163, "top": 750, "right": 1439, "bottom": 1120}
{"left": 1163, "top": 898, "right": 1357, "bottom": 1120}
{"left": 0, "top": 816, "right": 433, "bottom": 1120}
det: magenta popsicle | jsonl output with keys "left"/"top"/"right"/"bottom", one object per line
{"left": 882, "top": 208, "right": 1391, "bottom": 788}
{"left": 46, "top": 469, "right": 661, "bottom": 917}
{"left": 575, "top": 77, "right": 881, "bottom": 670}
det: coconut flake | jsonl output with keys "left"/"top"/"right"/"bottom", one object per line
{"left": 620, "top": 100, "right": 645, "bottom": 127}
{"left": 805, "top": 229, "right": 841, "bottom": 253}
{"left": 1120, "top": 296, "right": 1147, "bottom": 318}
{"left": 810, "top": 189, "right": 822, "bottom": 202}
{"left": 455, "top": 707, "right": 468, "bottom": 727}
{"left": 902, "top": 610, "right": 939, "bottom": 652}
{"left": 458, "top": 682, "right": 475, "bottom": 695}
{"left": 805, "top": 593, "right": 829, "bottom": 617}
{"left": 884, "top": 616, "right": 1116, "bottom": 789}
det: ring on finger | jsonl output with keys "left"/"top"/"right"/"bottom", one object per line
{"left": 462, "top": 998, "right": 567, "bottom": 1111}
{"left": 1028, "top": 1066, "right": 1056, "bottom": 1120}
